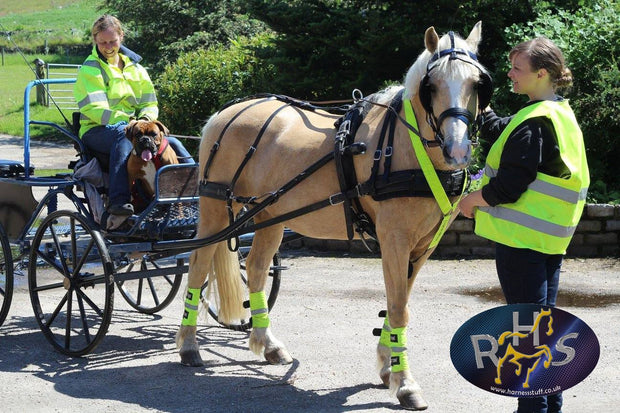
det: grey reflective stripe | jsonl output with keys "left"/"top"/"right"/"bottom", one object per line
{"left": 528, "top": 179, "right": 583, "bottom": 204}
{"left": 391, "top": 346, "right": 407, "bottom": 353}
{"left": 383, "top": 325, "right": 392, "bottom": 332}
{"left": 485, "top": 164, "right": 497, "bottom": 178}
{"left": 485, "top": 165, "right": 585, "bottom": 204}
{"left": 82, "top": 60, "right": 109, "bottom": 85}
{"left": 101, "top": 109, "right": 112, "bottom": 125}
{"left": 108, "top": 96, "right": 139, "bottom": 107}
{"left": 184, "top": 303, "right": 198, "bottom": 311}
{"left": 479, "top": 206, "right": 577, "bottom": 238}
{"left": 140, "top": 92, "right": 157, "bottom": 103}
{"left": 77, "top": 91, "right": 108, "bottom": 108}
{"left": 251, "top": 308, "right": 268, "bottom": 316}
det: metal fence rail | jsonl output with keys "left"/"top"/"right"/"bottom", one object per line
{"left": 42, "top": 63, "right": 81, "bottom": 110}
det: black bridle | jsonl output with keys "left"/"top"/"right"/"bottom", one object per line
{"left": 421, "top": 31, "right": 492, "bottom": 149}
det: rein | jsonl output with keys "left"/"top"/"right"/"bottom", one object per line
{"left": 198, "top": 90, "right": 468, "bottom": 252}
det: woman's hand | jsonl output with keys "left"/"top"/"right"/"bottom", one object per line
{"left": 459, "top": 190, "right": 489, "bottom": 219}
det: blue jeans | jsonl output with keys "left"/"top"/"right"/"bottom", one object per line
{"left": 495, "top": 243, "right": 563, "bottom": 413}
{"left": 82, "top": 121, "right": 195, "bottom": 207}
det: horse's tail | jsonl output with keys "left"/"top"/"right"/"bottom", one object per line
{"left": 211, "top": 241, "right": 247, "bottom": 324}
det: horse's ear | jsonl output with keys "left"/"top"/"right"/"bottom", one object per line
{"left": 465, "top": 21, "right": 482, "bottom": 52}
{"left": 425, "top": 26, "right": 439, "bottom": 53}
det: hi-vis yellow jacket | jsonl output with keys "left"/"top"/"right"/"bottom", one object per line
{"left": 73, "top": 46, "right": 158, "bottom": 137}
{"left": 474, "top": 100, "right": 589, "bottom": 254}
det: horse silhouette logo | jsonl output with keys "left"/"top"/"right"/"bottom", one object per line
{"left": 450, "top": 304, "right": 600, "bottom": 397}
{"left": 494, "top": 308, "right": 553, "bottom": 389}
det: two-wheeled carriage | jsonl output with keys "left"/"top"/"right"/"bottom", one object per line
{"left": 0, "top": 78, "right": 287, "bottom": 355}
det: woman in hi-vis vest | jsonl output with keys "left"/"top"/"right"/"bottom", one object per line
{"left": 459, "top": 37, "right": 589, "bottom": 413}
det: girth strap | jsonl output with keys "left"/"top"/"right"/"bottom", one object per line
{"left": 334, "top": 102, "right": 367, "bottom": 240}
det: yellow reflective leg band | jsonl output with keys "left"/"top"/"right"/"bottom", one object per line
{"left": 389, "top": 326, "right": 409, "bottom": 373}
{"left": 249, "top": 291, "right": 270, "bottom": 328}
{"left": 182, "top": 288, "right": 201, "bottom": 326}
{"left": 379, "top": 314, "right": 392, "bottom": 347}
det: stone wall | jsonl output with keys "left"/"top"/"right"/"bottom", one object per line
{"left": 282, "top": 204, "right": 620, "bottom": 258}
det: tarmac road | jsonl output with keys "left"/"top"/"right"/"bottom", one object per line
{"left": 1, "top": 253, "right": 619, "bottom": 413}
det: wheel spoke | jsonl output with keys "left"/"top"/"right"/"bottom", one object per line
{"left": 76, "top": 291, "right": 92, "bottom": 344}
{"left": 44, "top": 292, "right": 69, "bottom": 326}
{"left": 146, "top": 276, "right": 160, "bottom": 306}
{"left": 33, "top": 245, "right": 66, "bottom": 274}
{"left": 64, "top": 289, "right": 73, "bottom": 350}
{"left": 50, "top": 219, "right": 71, "bottom": 276}
{"left": 75, "top": 288, "right": 105, "bottom": 317}
{"left": 72, "top": 237, "right": 96, "bottom": 276}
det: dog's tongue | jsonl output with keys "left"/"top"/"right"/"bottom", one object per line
{"left": 141, "top": 150, "right": 153, "bottom": 162}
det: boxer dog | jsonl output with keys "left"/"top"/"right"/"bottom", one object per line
{"left": 126, "top": 119, "right": 179, "bottom": 211}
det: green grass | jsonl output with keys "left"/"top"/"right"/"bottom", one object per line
{"left": 0, "top": 0, "right": 101, "bottom": 51}
{"left": 0, "top": 0, "right": 101, "bottom": 140}
{"left": 0, "top": 52, "right": 78, "bottom": 140}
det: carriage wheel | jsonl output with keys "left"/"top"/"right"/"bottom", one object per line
{"left": 200, "top": 248, "right": 282, "bottom": 331}
{"left": 28, "top": 210, "right": 114, "bottom": 356}
{"left": 115, "top": 254, "right": 184, "bottom": 314}
{"left": 0, "top": 223, "right": 13, "bottom": 327}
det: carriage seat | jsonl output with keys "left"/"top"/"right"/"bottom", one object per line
{"left": 0, "top": 159, "right": 34, "bottom": 178}
{"left": 71, "top": 111, "right": 110, "bottom": 172}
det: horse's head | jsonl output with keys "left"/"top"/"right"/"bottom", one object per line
{"left": 404, "top": 21, "right": 492, "bottom": 169}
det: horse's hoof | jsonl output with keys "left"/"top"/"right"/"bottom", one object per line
{"left": 379, "top": 369, "right": 390, "bottom": 387}
{"left": 180, "top": 349, "right": 204, "bottom": 367}
{"left": 397, "top": 391, "right": 428, "bottom": 411}
{"left": 265, "top": 348, "right": 293, "bottom": 365}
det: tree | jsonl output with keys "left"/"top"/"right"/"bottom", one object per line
{"left": 240, "top": 0, "right": 543, "bottom": 99}
{"left": 102, "top": 0, "right": 267, "bottom": 73}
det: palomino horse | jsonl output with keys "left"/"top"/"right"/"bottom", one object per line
{"left": 176, "top": 22, "right": 491, "bottom": 410}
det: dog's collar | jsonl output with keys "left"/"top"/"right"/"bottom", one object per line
{"left": 154, "top": 137, "right": 170, "bottom": 169}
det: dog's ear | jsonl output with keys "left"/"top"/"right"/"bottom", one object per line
{"left": 125, "top": 120, "right": 139, "bottom": 138}
{"left": 154, "top": 120, "right": 170, "bottom": 136}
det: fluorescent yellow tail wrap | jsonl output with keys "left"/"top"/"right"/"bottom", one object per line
{"left": 249, "top": 291, "right": 270, "bottom": 328}
{"left": 389, "top": 326, "right": 409, "bottom": 373}
{"left": 182, "top": 287, "right": 201, "bottom": 326}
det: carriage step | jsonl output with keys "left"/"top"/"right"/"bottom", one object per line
{"left": 372, "top": 328, "right": 382, "bottom": 337}
{"left": 378, "top": 310, "right": 387, "bottom": 318}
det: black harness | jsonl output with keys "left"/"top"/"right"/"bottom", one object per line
{"left": 198, "top": 89, "right": 467, "bottom": 251}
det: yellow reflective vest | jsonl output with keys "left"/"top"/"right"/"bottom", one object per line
{"left": 73, "top": 46, "right": 158, "bottom": 137}
{"left": 474, "top": 100, "right": 589, "bottom": 254}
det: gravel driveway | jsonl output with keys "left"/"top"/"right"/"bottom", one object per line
{"left": 1, "top": 253, "right": 618, "bottom": 413}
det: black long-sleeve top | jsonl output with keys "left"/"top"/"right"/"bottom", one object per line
{"left": 480, "top": 97, "right": 570, "bottom": 207}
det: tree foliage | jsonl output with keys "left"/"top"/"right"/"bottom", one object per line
{"left": 101, "top": 0, "right": 267, "bottom": 73}
{"left": 155, "top": 34, "right": 276, "bottom": 141}
{"left": 103, "top": 0, "right": 619, "bottom": 201}
{"left": 239, "top": 0, "right": 544, "bottom": 99}
{"left": 501, "top": 0, "right": 620, "bottom": 202}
